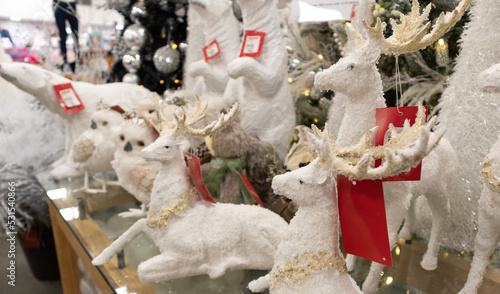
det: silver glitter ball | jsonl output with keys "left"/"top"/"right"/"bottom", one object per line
{"left": 123, "top": 24, "right": 149, "bottom": 51}
{"left": 130, "top": 1, "right": 148, "bottom": 22}
{"left": 122, "top": 50, "right": 142, "bottom": 73}
{"left": 122, "top": 73, "right": 140, "bottom": 84}
{"left": 178, "top": 42, "right": 188, "bottom": 53}
{"left": 153, "top": 45, "right": 180, "bottom": 74}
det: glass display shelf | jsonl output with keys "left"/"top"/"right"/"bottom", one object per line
{"left": 40, "top": 171, "right": 500, "bottom": 294}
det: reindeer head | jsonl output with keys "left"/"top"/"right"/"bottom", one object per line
{"left": 142, "top": 97, "right": 239, "bottom": 163}
{"left": 314, "top": 0, "right": 470, "bottom": 96}
{"left": 272, "top": 106, "right": 444, "bottom": 205}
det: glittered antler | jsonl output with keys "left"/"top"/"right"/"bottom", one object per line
{"left": 306, "top": 106, "right": 444, "bottom": 180}
{"left": 348, "top": 0, "right": 471, "bottom": 54}
{"left": 158, "top": 94, "right": 239, "bottom": 137}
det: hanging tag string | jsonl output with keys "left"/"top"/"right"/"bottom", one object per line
{"left": 394, "top": 48, "right": 403, "bottom": 115}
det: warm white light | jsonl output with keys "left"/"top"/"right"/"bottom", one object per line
{"left": 47, "top": 188, "right": 68, "bottom": 200}
{"left": 386, "top": 277, "right": 393, "bottom": 285}
{"left": 317, "top": 54, "right": 323, "bottom": 60}
{"left": 438, "top": 38, "right": 445, "bottom": 46}
{"left": 395, "top": 245, "right": 401, "bottom": 256}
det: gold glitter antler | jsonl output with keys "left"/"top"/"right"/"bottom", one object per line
{"left": 348, "top": 0, "right": 471, "bottom": 55}
{"left": 158, "top": 95, "right": 239, "bottom": 137}
{"left": 306, "top": 106, "right": 444, "bottom": 180}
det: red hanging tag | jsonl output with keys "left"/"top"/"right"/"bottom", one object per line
{"left": 237, "top": 172, "right": 265, "bottom": 207}
{"left": 53, "top": 83, "right": 84, "bottom": 113}
{"left": 239, "top": 30, "right": 266, "bottom": 58}
{"left": 186, "top": 153, "right": 216, "bottom": 204}
{"left": 203, "top": 39, "right": 221, "bottom": 62}
{"left": 337, "top": 175, "right": 392, "bottom": 266}
{"left": 376, "top": 106, "right": 428, "bottom": 181}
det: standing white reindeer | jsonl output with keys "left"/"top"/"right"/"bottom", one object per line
{"left": 458, "top": 64, "right": 500, "bottom": 294}
{"left": 314, "top": 0, "right": 469, "bottom": 292}
{"left": 92, "top": 101, "right": 288, "bottom": 283}
{"left": 224, "top": 0, "right": 295, "bottom": 159}
{"left": 188, "top": 0, "right": 241, "bottom": 96}
{"left": 249, "top": 106, "right": 444, "bottom": 294}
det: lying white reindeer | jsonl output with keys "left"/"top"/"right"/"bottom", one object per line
{"left": 314, "top": 0, "right": 468, "bottom": 292}
{"left": 249, "top": 106, "right": 444, "bottom": 294}
{"left": 92, "top": 102, "right": 288, "bottom": 283}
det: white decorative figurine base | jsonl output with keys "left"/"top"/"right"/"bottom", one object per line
{"left": 93, "top": 103, "right": 288, "bottom": 283}
{"left": 0, "top": 63, "right": 152, "bottom": 179}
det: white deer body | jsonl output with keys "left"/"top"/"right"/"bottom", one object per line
{"left": 459, "top": 66, "right": 500, "bottom": 294}
{"left": 0, "top": 63, "right": 151, "bottom": 179}
{"left": 93, "top": 104, "right": 288, "bottom": 283}
{"left": 188, "top": 0, "right": 241, "bottom": 95}
{"left": 249, "top": 160, "right": 362, "bottom": 294}
{"left": 313, "top": 1, "right": 468, "bottom": 289}
{"left": 249, "top": 116, "right": 443, "bottom": 293}
{"left": 225, "top": 0, "right": 295, "bottom": 159}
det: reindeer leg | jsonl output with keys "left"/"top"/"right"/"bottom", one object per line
{"left": 137, "top": 251, "right": 205, "bottom": 283}
{"left": 459, "top": 207, "right": 500, "bottom": 293}
{"left": 248, "top": 274, "right": 270, "bottom": 293}
{"left": 421, "top": 188, "right": 449, "bottom": 271}
{"left": 345, "top": 254, "right": 358, "bottom": 272}
{"left": 399, "top": 195, "right": 418, "bottom": 241}
{"left": 92, "top": 218, "right": 147, "bottom": 265}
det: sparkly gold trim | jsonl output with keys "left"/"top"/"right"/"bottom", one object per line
{"left": 482, "top": 155, "right": 500, "bottom": 193}
{"left": 269, "top": 251, "right": 347, "bottom": 289}
{"left": 146, "top": 189, "right": 196, "bottom": 228}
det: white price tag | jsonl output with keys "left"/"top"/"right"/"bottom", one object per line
{"left": 60, "top": 88, "right": 82, "bottom": 108}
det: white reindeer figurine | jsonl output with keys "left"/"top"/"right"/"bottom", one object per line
{"left": 92, "top": 101, "right": 288, "bottom": 283}
{"left": 224, "top": 0, "right": 295, "bottom": 159}
{"left": 249, "top": 106, "right": 444, "bottom": 294}
{"left": 314, "top": 0, "right": 469, "bottom": 292}
{"left": 458, "top": 64, "right": 500, "bottom": 294}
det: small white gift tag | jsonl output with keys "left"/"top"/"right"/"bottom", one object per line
{"left": 239, "top": 31, "right": 266, "bottom": 58}
{"left": 203, "top": 39, "right": 221, "bottom": 62}
{"left": 53, "top": 83, "right": 84, "bottom": 113}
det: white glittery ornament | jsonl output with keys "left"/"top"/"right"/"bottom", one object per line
{"left": 122, "top": 72, "right": 140, "bottom": 84}
{"left": 122, "top": 50, "right": 142, "bottom": 73}
{"left": 153, "top": 45, "right": 180, "bottom": 74}
{"left": 123, "top": 24, "right": 149, "bottom": 51}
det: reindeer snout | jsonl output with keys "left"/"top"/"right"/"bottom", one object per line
{"left": 271, "top": 174, "right": 286, "bottom": 196}
{"left": 124, "top": 141, "right": 132, "bottom": 152}
{"left": 313, "top": 71, "right": 331, "bottom": 91}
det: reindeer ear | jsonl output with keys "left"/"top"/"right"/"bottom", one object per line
{"left": 315, "top": 169, "right": 329, "bottom": 185}
{"left": 362, "top": 48, "right": 381, "bottom": 64}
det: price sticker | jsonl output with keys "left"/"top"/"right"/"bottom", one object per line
{"left": 239, "top": 31, "right": 266, "bottom": 58}
{"left": 53, "top": 83, "right": 84, "bottom": 113}
{"left": 203, "top": 39, "right": 221, "bottom": 62}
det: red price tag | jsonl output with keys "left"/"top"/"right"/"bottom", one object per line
{"left": 203, "top": 39, "right": 221, "bottom": 62}
{"left": 53, "top": 83, "right": 84, "bottom": 113}
{"left": 239, "top": 30, "right": 266, "bottom": 58}
{"left": 338, "top": 175, "right": 392, "bottom": 266}
{"left": 238, "top": 172, "right": 265, "bottom": 207}
{"left": 376, "top": 106, "right": 428, "bottom": 181}
{"left": 186, "top": 153, "right": 216, "bottom": 204}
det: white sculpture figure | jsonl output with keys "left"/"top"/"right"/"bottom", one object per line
{"left": 458, "top": 65, "right": 500, "bottom": 294}
{"left": 458, "top": 136, "right": 500, "bottom": 294}
{"left": 188, "top": 0, "right": 241, "bottom": 95}
{"left": 225, "top": 0, "right": 295, "bottom": 159}
{"left": 0, "top": 62, "right": 152, "bottom": 179}
{"left": 112, "top": 118, "right": 161, "bottom": 218}
{"left": 92, "top": 102, "right": 288, "bottom": 283}
{"left": 249, "top": 107, "right": 444, "bottom": 294}
{"left": 72, "top": 104, "right": 124, "bottom": 193}
{"left": 314, "top": 0, "right": 468, "bottom": 292}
